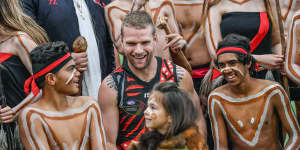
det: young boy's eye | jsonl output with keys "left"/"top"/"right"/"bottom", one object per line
{"left": 228, "top": 60, "right": 240, "bottom": 66}
{"left": 217, "top": 63, "right": 225, "bottom": 69}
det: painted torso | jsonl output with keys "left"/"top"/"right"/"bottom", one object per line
{"left": 105, "top": 0, "right": 176, "bottom": 60}
{"left": 174, "top": 0, "right": 210, "bottom": 67}
{"left": 20, "top": 100, "right": 107, "bottom": 150}
{"left": 208, "top": 84, "right": 299, "bottom": 149}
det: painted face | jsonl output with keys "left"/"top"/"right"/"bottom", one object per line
{"left": 144, "top": 92, "right": 170, "bottom": 133}
{"left": 54, "top": 60, "right": 80, "bottom": 95}
{"left": 122, "top": 25, "right": 155, "bottom": 71}
{"left": 217, "top": 53, "right": 247, "bottom": 86}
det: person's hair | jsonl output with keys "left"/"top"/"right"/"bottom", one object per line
{"left": 0, "top": 0, "right": 49, "bottom": 45}
{"left": 216, "top": 33, "right": 256, "bottom": 76}
{"left": 121, "top": 11, "right": 156, "bottom": 39}
{"left": 151, "top": 82, "right": 198, "bottom": 138}
{"left": 200, "top": 0, "right": 276, "bottom": 37}
{"left": 30, "top": 41, "right": 70, "bottom": 88}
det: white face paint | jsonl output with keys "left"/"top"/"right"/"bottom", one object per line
{"left": 145, "top": 98, "right": 155, "bottom": 117}
{"left": 220, "top": 66, "right": 245, "bottom": 77}
{"left": 65, "top": 69, "right": 76, "bottom": 84}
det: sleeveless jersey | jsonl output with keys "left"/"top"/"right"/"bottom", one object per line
{"left": 111, "top": 57, "right": 178, "bottom": 150}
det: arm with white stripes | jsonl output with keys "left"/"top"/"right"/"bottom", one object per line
{"left": 274, "top": 86, "right": 300, "bottom": 150}
{"left": 208, "top": 94, "right": 228, "bottom": 150}
{"left": 285, "top": 11, "right": 300, "bottom": 86}
{"left": 90, "top": 101, "right": 108, "bottom": 150}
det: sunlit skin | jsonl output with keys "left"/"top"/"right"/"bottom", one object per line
{"left": 144, "top": 92, "right": 170, "bottom": 135}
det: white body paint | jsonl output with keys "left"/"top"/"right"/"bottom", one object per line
{"left": 220, "top": 66, "right": 245, "bottom": 77}
{"left": 65, "top": 69, "right": 76, "bottom": 84}
{"left": 285, "top": 11, "right": 300, "bottom": 85}
{"left": 20, "top": 100, "right": 107, "bottom": 150}
{"left": 208, "top": 84, "right": 300, "bottom": 149}
{"left": 174, "top": 0, "right": 203, "bottom": 5}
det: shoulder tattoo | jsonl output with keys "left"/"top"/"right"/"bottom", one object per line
{"left": 176, "top": 65, "right": 185, "bottom": 82}
{"left": 106, "top": 75, "right": 117, "bottom": 90}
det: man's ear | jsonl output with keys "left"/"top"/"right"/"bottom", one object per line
{"left": 45, "top": 73, "right": 56, "bottom": 86}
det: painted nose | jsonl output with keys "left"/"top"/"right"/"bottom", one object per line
{"left": 144, "top": 107, "right": 150, "bottom": 116}
{"left": 220, "top": 67, "right": 233, "bottom": 74}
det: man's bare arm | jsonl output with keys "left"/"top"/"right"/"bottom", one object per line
{"left": 98, "top": 75, "right": 119, "bottom": 149}
{"left": 273, "top": 86, "right": 300, "bottom": 150}
{"left": 177, "top": 66, "right": 207, "bottom": 139}
{"left": 208, "top": 93, "right": 229, "bottom": 150}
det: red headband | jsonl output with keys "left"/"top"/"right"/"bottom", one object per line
{"left": 217, "top": 47, "right": 248, "bottom": 56}
{"left": 216, "top": 46, "right": 260, "bottom": 71}
{"left": 24, "top": 53, "right": 71, "bottom": 95}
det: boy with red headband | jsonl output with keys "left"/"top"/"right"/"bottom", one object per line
{"left": 18, "top": 42, "right": 107, "bottom": 150}
{"left": 208, "top": 34, "right": 300, "bottom": 150}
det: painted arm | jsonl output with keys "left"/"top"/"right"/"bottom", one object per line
{"left": 208, "top": 94, "right": 229, "bottom": 150}
{"left": 164, "top": 0, "right": 186, "bottom": 51}
{"left": 104, "top": 5, "right": 124, "bottom": 53}
{"left": 204, "top": 5, "right": 222, "bottom": 60}
{"left": 98, "top": 75, "right": 119, "bottom": 150}
{"left": 285, "top": 11, "right": 300, "bottom": 85}
{"left": 273, "top": 85, "right": 300, "bottom": 149}
{"left": 16, "top": 33, "right": 37, "bottom": 75}
{"left": 90, "top": 101, "right": 108, "bottom": 150}
{"left": 177, "top": 66, "right": 207, "bottom": 139}
{"left": 19, "top": 110, "right": 51, "bottom": 149}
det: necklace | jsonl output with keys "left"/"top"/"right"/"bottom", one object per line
{"left": 76, "top": 0, "right": 85, "bottom": 20}
{"left": 228, "top": 0, "right": 250, "bottom": 5}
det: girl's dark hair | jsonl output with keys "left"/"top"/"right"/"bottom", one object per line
{"left": 135, "top": 82, "right": 198, "bottom": 150}
{"left": 152, "top": 82, "right": 198, "bottom": 138}
{"left": 216, "top": 33, "right": 257, "bottom": 76}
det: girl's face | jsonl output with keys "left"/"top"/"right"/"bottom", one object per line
{"left": 144, "top": 92, "right": 170, "bottom": 134}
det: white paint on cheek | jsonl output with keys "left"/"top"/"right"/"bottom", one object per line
{"left": 65, "top": 69, "right": 76, "bottom": 84}
{"left": 220, "top": 67, "right": 244, "bottom": 77}
{"left": 147, "top": 99, "right": 155, "bottom": 117}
